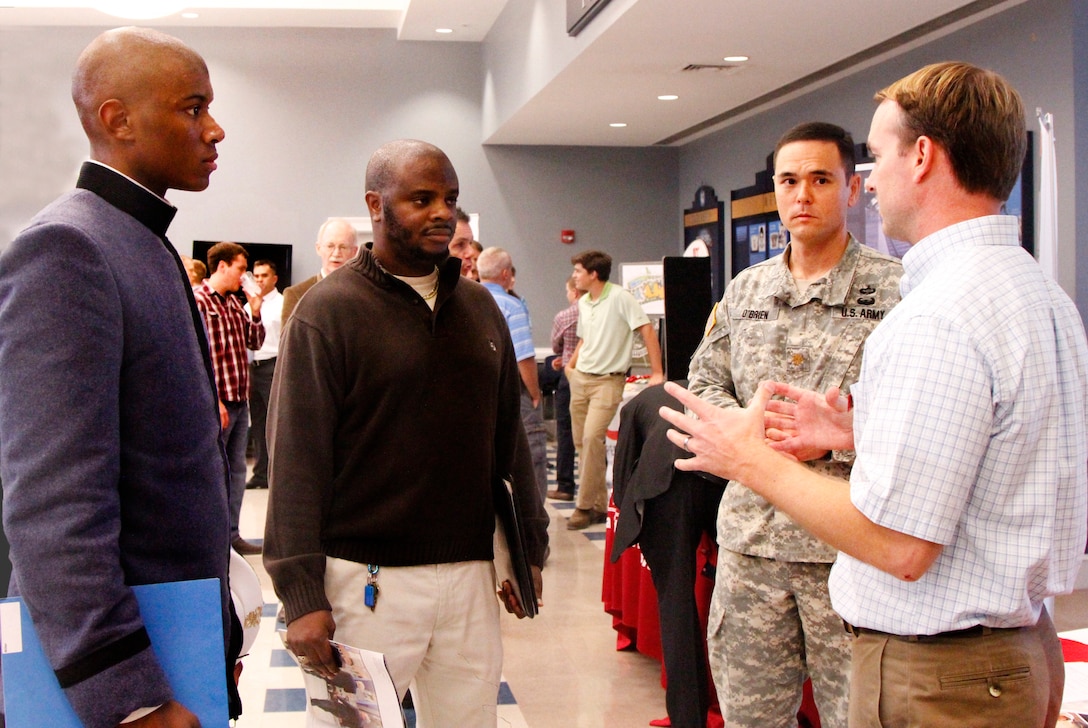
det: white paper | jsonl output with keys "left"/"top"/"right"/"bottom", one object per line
{"left": 0, "top": 601, "right": 23, "bottom": 654}
{"left": 282, "top": 632, "right": 406, "bottom": 728}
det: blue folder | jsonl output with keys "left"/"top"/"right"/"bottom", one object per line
{"left": 0, "top": 578, "right": 228, "bottom": 727}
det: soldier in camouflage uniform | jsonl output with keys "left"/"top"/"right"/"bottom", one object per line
{"left": 687, "top": 122, "right": 902, "bottom": 728}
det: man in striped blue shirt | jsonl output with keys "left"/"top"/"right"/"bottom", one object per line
{"left": 479, "top": 246, "right": 548, "bottom": 501}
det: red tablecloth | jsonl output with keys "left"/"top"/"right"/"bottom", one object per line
{"left": 1063, "top": 638, "right": 1088, "bottom": 663}
{"left": 602, "top": 504, "right": 669, "bottom": 658}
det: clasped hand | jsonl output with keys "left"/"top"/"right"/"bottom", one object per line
{"left": 657, "top": 380, "right": 855, "bottom": 481}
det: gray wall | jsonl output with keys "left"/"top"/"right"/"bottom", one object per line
{"left": 0, "top": 25, "right": 677, "bottom": 344}
{"left": 481, "top": 0, "right": 637, "bottom": 140}
{"left": 679, "top": 0, "right": 1083, "bottom": 302}
{"left": 4, "top": 0, "right": 1080, "bottom": 338}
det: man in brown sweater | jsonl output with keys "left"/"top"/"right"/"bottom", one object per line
{"left": 265, "top": 139, "right": 546, "bottom": 728}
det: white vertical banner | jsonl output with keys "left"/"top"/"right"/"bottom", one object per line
{"left": 1036, "top": 109, "right": 1058, "bottom": 280}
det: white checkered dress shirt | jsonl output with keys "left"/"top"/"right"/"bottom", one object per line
{"left": 830, "top": 216, "right": 1088, "bottom": 635}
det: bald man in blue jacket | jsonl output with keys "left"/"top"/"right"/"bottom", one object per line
{"left": 0, "top": 27, "right": 240, "bottom": 728}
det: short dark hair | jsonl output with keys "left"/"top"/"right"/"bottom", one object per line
{"left": 252, "top": 259, "right": 277, "bottom": 275}
{"left": 774, "top": 121, "right": 856, "bottom": 179}
{"left": 456, "top": 207, "right": 470, "bottom": 224}
{"left": 571, "top": 250, "right": 612, "bottom": 282}
{"left": 207, "top": 241, "right": 247, "bottom": 272}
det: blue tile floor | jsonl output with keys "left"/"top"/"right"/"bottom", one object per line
{"left": 234, "top": 592, "right": 531, "bottom": 727}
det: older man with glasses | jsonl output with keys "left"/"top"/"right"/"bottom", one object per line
{"left": 281, "top": 218, "right": 359, "bottom": 323}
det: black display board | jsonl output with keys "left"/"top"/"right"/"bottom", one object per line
{"left": 193, "top": 241, "right": 294, "bottom": 290}
{"left": 730, "top": 153, "right": 786, "bottom": 280}
{"left": 662, "top": 256, "right": 713, "bottom": 381}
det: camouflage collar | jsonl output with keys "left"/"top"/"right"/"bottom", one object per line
{"left": 758, "top": 234, "right": 862, "bottom": 308}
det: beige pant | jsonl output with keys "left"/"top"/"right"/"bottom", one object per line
{"left": 848, "top": 607, "right": 1064, "bottom": 728}
{"left": 324, "top": 557, "right": 503, "bottom": 728}
{"left": 568, "top": 369, "right": 626, "bottom": 512}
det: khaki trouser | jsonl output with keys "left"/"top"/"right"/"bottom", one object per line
{"left": 324, "top": 558, "right": 503, "bottom": 728}
{"left": 568, "top": 368, "right": 626, "bottom": 512}
{"left": 848, "top": 606, "right": 1064, "bottom": 728}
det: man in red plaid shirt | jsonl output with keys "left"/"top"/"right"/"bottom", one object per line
{"left": 194, "top": 241, "right": 265, "bottom": 555}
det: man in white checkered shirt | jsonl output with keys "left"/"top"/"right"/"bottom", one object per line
{"left": 660, "top": 62, "right": 1088, "bottom": 728}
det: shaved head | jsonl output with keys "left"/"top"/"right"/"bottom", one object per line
{"left": 72, "top": 27, "right": 205, "bottom": 142}
{"left": 364, "top": 139, "right": 458, "bottom": 276}
{"left": 69, "top": 27, "right": 224, "bottom": 196}
{"left": 365, "top": 139, "right": 449, "bottom": 195}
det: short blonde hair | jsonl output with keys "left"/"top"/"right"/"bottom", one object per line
{"left": 877, "top": 62, "right": 1025, "bottom": 201}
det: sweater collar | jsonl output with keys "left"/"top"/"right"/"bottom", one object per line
{"left": 356, "top": 244, "right": 463, "bottom": 300}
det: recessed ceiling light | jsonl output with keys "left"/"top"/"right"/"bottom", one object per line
{"left": 609, "top": 123, "right": 627, "bottom": 128}
{"left": 658, "top": 95, "right": 679, "bottom": 101}
{"left": 723, "top": 55, "right": 749, "bottom": 63}
{"left": 436, "top": 28, "right": 454, "bottom": 34}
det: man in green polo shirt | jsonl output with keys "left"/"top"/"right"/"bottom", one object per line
{"left": 565, "top": 250, "right": 664, "bottom": 530}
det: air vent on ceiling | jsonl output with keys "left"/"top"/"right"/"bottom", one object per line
{"left": 680, "top": 63, "right": 744, "bottom": 75}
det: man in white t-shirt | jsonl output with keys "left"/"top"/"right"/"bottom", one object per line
{"left": 245, "top": 259, "right": 282, "bottom": 490}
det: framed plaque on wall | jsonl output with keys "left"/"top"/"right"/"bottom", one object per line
{"left": 683, "top": 185, "right": 725, "bottom": 301}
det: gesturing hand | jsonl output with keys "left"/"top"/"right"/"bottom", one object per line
{"left": 657, "top": 380, "right": 777, "bottom": 483}
{"left": 763, "top": 382, "right": 854, "bottom": 459}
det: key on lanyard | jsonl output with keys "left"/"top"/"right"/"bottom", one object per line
{"left": 364, "top": 564, "right": 380, "bottom": 610}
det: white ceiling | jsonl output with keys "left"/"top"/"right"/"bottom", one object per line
{"left": 0, "top": 0, "right": 1028, "bottom": 147}
{"left": 0, "top": 0, "right": 504, "bottom": 38}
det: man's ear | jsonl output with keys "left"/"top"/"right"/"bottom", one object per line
{"left": 846, "top": 172, "right": 862, "bottom": 208}
{"left": 364, "top": 191, "right": 382, "bottom": 222}
{"left": 98, "top": 98, "right": 134, "bottom": 141}
{"left": 912, "top": 135, "right": 937, "bottom": 183}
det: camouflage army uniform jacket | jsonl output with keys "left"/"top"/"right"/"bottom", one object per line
{"left": 688, "top": 236, "right": 902, "bottom": 562}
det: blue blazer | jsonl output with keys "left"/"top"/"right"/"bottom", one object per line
{"left": 0, "top": 164, "right": 235, "bottom": 728}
